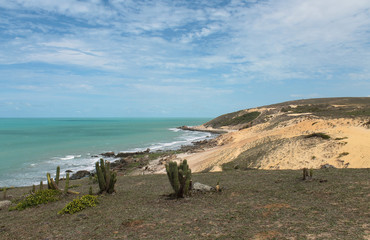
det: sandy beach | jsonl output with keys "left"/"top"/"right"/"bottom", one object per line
{"left": 136, "top": 115, "right": 370, "bottom": 175}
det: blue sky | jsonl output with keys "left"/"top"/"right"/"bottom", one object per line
{"left": 0, "top": 0, "right": 369, "bottom": 117}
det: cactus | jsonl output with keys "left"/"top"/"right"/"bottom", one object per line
{"left": 64, "top": 173, "right": 70, "bottom": 194}
{"left": 56, "top": 166, "right": 60, "bottom": 186}
{"left": 3, "top": 188, "right": 6, "bottom": 200}
{"left": 47, "top": 166, "right": 62, "bottom": 190}
{"left": 46, "top": 169, "right": 78, "bottom": 195}
{"left": 40, "top": 181, "right": 43, "bottom": 191}
{"left": 95, "top": 159, "right": 117, "bottom": 194}
{"left": 303, "top": 168, "right": 313, "bottom": 181}
{"left": 32, "top": 185, "right": 36, "bottom": 193}
{"left": 165, "top": 160, "right": 192, "bottom": 198}
{"left": 89, "top": 186, "right": 93, "bottom": 195}
{"left": 47, "top": 173, "right": 59, "bottom": 190}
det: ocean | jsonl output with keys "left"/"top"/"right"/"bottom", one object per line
{"left": 0, "top": 118, "right": 213, "bottom": 187}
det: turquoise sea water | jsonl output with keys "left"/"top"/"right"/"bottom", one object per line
{"left": 0, "top": 118, "right": 212, "bottom": 187}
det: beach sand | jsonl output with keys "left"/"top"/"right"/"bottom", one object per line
{"left": 141, "top": 116, "right": 370, "bottom": 174}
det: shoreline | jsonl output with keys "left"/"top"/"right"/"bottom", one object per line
{"left": 178, "top": 125, "right": 229, "bottom": 134}
{"left": 0, "top": 126, "right": 221, "bottom": 188}
{"left": 0, "top": 120, "right": 217, "bottom": 188}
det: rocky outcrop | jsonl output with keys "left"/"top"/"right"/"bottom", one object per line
{"left": 178, "top": 126, "right": 227, "bottom": 134}
{"left": 101, "top": 152, "right": 115, "bottom": 157}
{"left": 70, "top": 170, "right": 91, "bottom": 180}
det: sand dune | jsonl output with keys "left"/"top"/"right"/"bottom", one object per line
{"left": 177, "top": 116, "right": 370, "bottom": 172}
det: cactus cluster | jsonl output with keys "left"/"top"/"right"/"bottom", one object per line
{"left": 165, "top": 160, "right": 192, "bottom": 198}
{"left": 95, "top": 159, "right": 117, "bottom": 194}
{"left": 302, "top": 168, "right": 313, "bottom": 180}
{"left": 47, "top": 172, "right": 59, "bottom": 190}
{"left": 46, "top": 166, "right": 78, "bottom": 194}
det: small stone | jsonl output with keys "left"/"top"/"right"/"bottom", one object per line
{"left": 192, "top": 182, "right": 215, "bottom": 192}
{"left": 0, "top": 200, "right": 11, "bottom": 210}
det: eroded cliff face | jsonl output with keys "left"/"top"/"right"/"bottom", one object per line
{"left": 178, "top": 100, "right": 370, "bottom": 172}
{"left": 138, "top": 98, "right": 370, "bottom": 174}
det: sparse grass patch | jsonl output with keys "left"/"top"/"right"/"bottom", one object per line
{"left": 1, "top": 169, "right": 369, "bottom": 239}
{"left": 335, "top": 137, "right": 348, "bottom": 140}
{"left": 338, "top": 152, "right": 349, "bottom": 158}
{"left": 204, "top": 111, "right": 260, "bottom": 128}
{"left": 225, "top": 111, "right": 260, "bottom": 126}
{"left": 305, "top": 132, "right": 331, "bottom": 140}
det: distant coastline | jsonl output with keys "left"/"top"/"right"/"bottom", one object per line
{"left": 0, "top": 118, "right": 213, "bottom": 187}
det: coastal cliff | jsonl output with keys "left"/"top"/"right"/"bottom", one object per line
{"left": 164, "top": 97, "right": 370, "bottom": 172}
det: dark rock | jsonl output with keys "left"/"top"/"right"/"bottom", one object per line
{"left": 101, "top": 152, "right": 115, "bottom": 157}
{"left": 70, "top": 170, "right": 91, "bottom": 180}
{"left": 320, "top": 164, "right": 336, "bottom": 169}
{"left": 115, "top": 149, "right": 150, "bottom": 158}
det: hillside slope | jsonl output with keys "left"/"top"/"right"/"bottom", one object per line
{"left": 176, "top": 97, "right": 370, "bottom": 172}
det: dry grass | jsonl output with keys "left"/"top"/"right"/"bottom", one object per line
{"left": 1, "top": 168, "right": 369, "bottom": 239}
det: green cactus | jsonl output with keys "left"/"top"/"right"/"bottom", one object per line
{"left": 64, "top": 173, "right": 70, "bottom": 194}
{"left": 95, "top": 159, "right": 117, "bottom": 194}
{"left": 303, "top": 168, "right": 313, "bottom": 180}
{"left": 32, "top": 184, "right": 36, "bottom": 193}
{"left": 47, "top": 173, "right": 57, "bottom": 190}
{"left": 89, "top": 186, "right": 93, "bottom": 195}
{"left": 40, "top": 181, "right": 43, "bottom": 191}
{"left": 3, "top": 187, "right": 6, "bottom": 200}
{"left": 56, "top": 166, "right": 60, "bottom": 186}
{"left": 47, "top": 166, "right": 62, "bottom": 190}
{"left": 165, "top": 160, "right": 192, "bottom": 198}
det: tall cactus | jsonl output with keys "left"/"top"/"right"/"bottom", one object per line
{"left": 95, "top": 159, "right": 117, "bottom": 194}
{"left": 64, "top": 173, "right": 70, "bottom": 194}
{"left": 165, "top": 160, "right": 192, "bottom": 198}
{"left": 47, "top": 172, "right": 59, "bottom": 190}
{"left": 47, "top": 166, "right": 61, "bottom": 190}
{"left": 55, "top": 166, "right": 60, "bottom": 186}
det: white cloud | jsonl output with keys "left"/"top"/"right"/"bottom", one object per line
{"left": 0, "top": 0, "right": 369, "bottom": 103}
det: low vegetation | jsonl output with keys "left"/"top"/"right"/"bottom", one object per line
{"left": 9, "top": 189, "right": 62, "bottom": 211}
{"left": 58, "top": 195, "right": 99, "bottom": 215}
{"left": 1, "top": 169, "right": 369, "bottom": 239}
{"left": 338, "top": 152, "right": 349, "bottom": 158}
{"left": 304, "top": 132, "right": 331, "bottom": 140}
{"left": 204, "top": 111, "right": 260, "bottom": 128}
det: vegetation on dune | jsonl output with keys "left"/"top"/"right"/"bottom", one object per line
{"left": 222, "top": 138, "right": 286, "bottom": 171}
{"left": 205, "top": 111, "right": 260, "bottom": 128}
{"left": 304, "top": 132, "right": 331, "bottom": 140}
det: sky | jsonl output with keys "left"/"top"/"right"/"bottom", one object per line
{"left": 0, "top": 0, "right": 369, "bottom": 118}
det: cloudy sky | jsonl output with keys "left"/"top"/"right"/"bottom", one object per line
{"left": 0, "top": 0, "right": 369, "bottom": 117}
